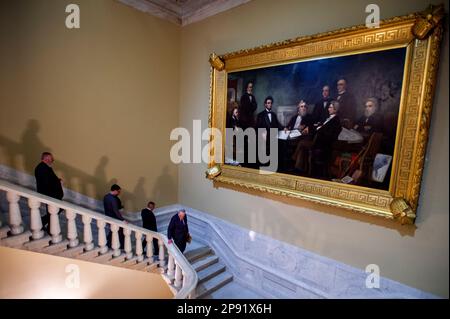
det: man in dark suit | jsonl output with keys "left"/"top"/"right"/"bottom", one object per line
{"left": 354, "top": 98, "right": 383, "bottom": 135}
{"left": 336, "top": 78, "right": 357, "bottom": 129}
{"left": 141, "top": 201, "right": 159, "bottom": 256}
{"left": 34, "top": 152, "right": 64, "bottom": 232}
{"left": 256, "top": 96, "right": 282, "bottom": 167}
{"left": 285, "top": 100, "right": 313, "bottom": 133}
{"left": 312, "top": 85, "right": 333, "bottom": 128}
{"left": 293, "top": 101, "right": 342, "bottom": 177}
{"left": 310, "top": 101, "right": 343, "bottom": 178}
{"left": 168, "top": 209, "right": 190, "bottom": 253}
{"left": 104, "top": 184, "right": 127, "bottom": 249}
{"left": 238, "top": 81, "right": 257, "bottom": 129}
{"left": 226, "top": 107, "right": 240, "bottom": 130}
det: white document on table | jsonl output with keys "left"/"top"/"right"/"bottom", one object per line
{"left": 278, "top": 131, "right": 289, "bottom": 140}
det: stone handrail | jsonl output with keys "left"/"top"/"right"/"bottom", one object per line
{"left": 0, "top": 179, "right": 198, "bottom": 299}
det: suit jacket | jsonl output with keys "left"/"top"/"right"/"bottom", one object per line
{"left": 141, "top": 208, "right": 157, "bottom": 231}
{"left": 313, "top": 115, "right": 342, "bottom": 150}
{"left": 167, "top": 214, "right": 189, "bottom": 243}
{"left": 238, "top": 93, "right": 257, "bottom": 128}
{"left": 226, "top": 115, "right": 240, "bottom": 130}
{"left": 336, "top": 91, "right": 356, "bottom": 125}
{"left": 286, "top": 113, "right": 313, "bottom": 131}
{"left": 256, "top": 109, "right": 282, "bottom": 131}
{"left": 103, "top": 193, "right": 124, "bottom": 221}
{"left": 354, "top": 113, "right": 383, "bottom": 134}
{"left": 34, "top": 162, "right": 63, "bottom": 200}
{"left": 312, "top": 98, "right": 332, "bottom": 125}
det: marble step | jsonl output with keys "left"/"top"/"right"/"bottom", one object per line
{"left": 192, "top": 255, "right": 219, "bottom": 272}
{"left": 0, "top": 231, "right": 31, "bottom": 248}
{"left": 41, "top": 240, "right": 69, "bottom": 255}
{"left": 0, "top": 226, "right": 10, "bottom": 239}
{"left": 105, "top": 254, "right": 127, "bottom": 266}
{"left": 93, "top": 251, "right": 115, "bottom": 263}
{"left": 185, "top": 246, "right": 212, "bottom": 263}
{"left": 129, "top": 259, "right": 152, "bottom": 271}
{"left": 197, "top": 262, "right": 226, "bottom": 284}
{"left": 23, "top": 236, "right": 52, "bottom": 251}
{"left": 196, "top": 272, "right": 233, "bottom": 299}
{"left": 58, "top": 244, "right": 86, "bottom": 258}
{"left": 76, "top": 247, "right": 102, "bottom": 261}
{"left": 144, "top": 262, "right": 159, "bottom": 272}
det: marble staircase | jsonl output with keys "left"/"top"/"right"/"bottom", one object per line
{"left": 0, "top": 179, "right": 198, "bottom": 299}
{"left": 184, "top": 245, "right": 233, "bottom": 299}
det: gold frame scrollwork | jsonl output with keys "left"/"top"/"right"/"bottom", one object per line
{"left": 207, "top": 5, "right": 445, "bottom": 225}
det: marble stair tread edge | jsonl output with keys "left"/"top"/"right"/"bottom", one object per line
{"left": 76, "top": 247, "right": 102, "bottom": 260}
{"left": 0, "top": 230, "right": 32, "bottom": 248}
{"left": 192, "top": 255, "right": 219, "bottom": 272}
{"left": 41, "top": 240, "right": 70, "bottom": 255}
{"left": 196, "top": 272, "right": 233, "bottom": 299}
{"left": 0, "top": 226, "right": 11, "bottom": 239}
{"left": 23, "top": 235, "right": 52, "bottom": 250}
{"left": 58, "top": 244, "right": 86, "bottom": 258}
{"left": 197, "top": 262, "right": 226, "bottom": 284}
{"left": 93, "top": 250, "right": 115, "bottom": 263}
{"left": 185, "top": 246, "right": 212, "bottom": 263}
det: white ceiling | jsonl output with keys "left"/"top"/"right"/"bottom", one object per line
{"left": 117, "top": 0, "right": 252, "bottom": 26}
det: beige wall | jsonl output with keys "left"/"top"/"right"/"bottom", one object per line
{"left": 0, "top": 0, "right": 447, "bottom": 298}
{"left": 0, "top": 0, "right": 180, "bottom": 210}
{"left": 0, "top": 246, "right": 172, "bottom": 298}
{"left": 179, "top": 0, "right": 449, "bottom": 297}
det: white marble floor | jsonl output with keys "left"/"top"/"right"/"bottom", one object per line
{"left": 201, "top": 281, "right": 263, "bottom": 299}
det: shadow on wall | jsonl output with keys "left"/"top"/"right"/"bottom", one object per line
{"left": 0, "top": 119, "right": 153, "bottom": 212}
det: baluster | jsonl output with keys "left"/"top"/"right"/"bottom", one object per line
{"left": 65, "top": 209, "right": 79, "bottom": 247}
{"left": 97, "top": 220, "right": 108, "bottom": 254}
{"left": 28, "top": 198, "right": 44, "bottom": 239}
{"left": 111, "top": 224, "right": 121, "bottom": 257}
{"left": 174, "top": 263, "right": 182, "bottom": 288}
{"left": 6, "top": 191, "right": 23, "bottom": 235}
{"left": 48, "top": 205, "right": 62, "bottom": 243}
{"left": 146, "top": 234, "right": 154, "bottom": 260}
{"left": 82, "top": 215, "right": 94, "bottom": 251}
{"left": 182, "top": 269, "right": 187, "bottom": 288}
{"left": 135, "top": 232, "right": 143, "bottom": 262}
{"left": 167, "top": 254, "right": 175, "bottom": 277}
{"left": 124, "top": 228, "right": 132, "bottom": 260}
{"left": 158, "top": 238, "right": 165, "bottom": 267}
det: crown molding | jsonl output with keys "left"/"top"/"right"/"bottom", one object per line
{"left": 117, "top": 0, "right": 252, "bottom": 26}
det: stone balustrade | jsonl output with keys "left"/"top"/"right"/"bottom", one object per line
{"left": 0, "top": 179, "right": 198, "bottom": 299}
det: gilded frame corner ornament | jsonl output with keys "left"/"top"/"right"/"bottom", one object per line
{"left": 207, "top": 5, "right": 444, "bottom": 225}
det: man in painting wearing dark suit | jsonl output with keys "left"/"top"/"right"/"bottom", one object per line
{"left": 168, "top": 209, "right": 190, "bottom": 253}
{"left": 285, "top": 100, "right": 314, "bottom": 133}
{"left": 354, "top": 98, "right": 383, "bottom": 135}
{"left": 34, "top": 152, "right": 64, "bottom": 233}
{"left": 336, "top": 78, "right": 357, "bottom": 129}
{"left": 256, "top": 96, "right": 282, "bottom": 167}
{"left": 141, "top": 201, "right": 159, "bottom": 256}
{"left": 293, "top": 101, "right": 342, "bottom": 177}
{"left": 312, "top": 85, "right": 333, "bottom": 128}
{"left": 310, "top": 100, "right": 343, "bottom": 178}
{"left": 238, "top": 81, "right": 257, "bottom": 129}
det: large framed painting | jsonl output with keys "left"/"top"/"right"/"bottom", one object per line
{"left": 206, "top": 5, "right": 445, "bottom": 225}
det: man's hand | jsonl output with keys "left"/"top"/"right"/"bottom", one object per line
{"left": 302, "top": 127, "right": 309, "bottom": 135}
{"left": 168, "top": 239, "right": 173, "bottom": 244}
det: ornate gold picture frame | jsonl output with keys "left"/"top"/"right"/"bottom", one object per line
{"left": 207, "top": 5, "right": 445, "bottom": 225}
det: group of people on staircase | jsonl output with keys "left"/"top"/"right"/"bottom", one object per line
{"left": 34, "top": 152, "right": 191, "bottom": 255}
